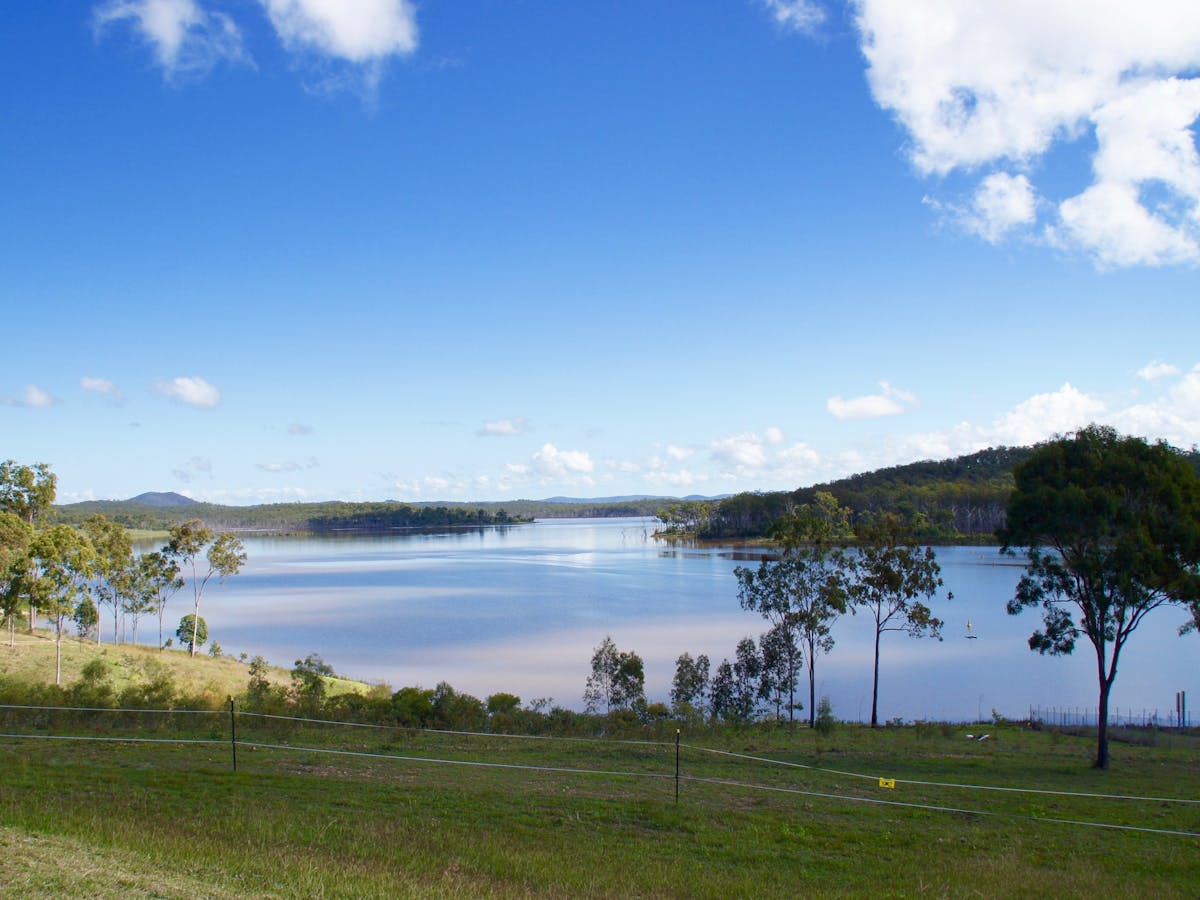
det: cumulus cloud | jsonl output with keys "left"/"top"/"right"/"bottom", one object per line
{"left": 93, "top": 0, "right": 245, "bottom": 78}
{"left": 760, "top": 0, "right": 825, "bottom": 34}
{"left": 711, "top": 432, "right": 769, "bottom": 469}
{"left": 826, "top": 381, "right": 916, "bottom": 420}
{"left": 261, "top": 0, "right": 418, "bottom": 90}
{"left": 665, "top": 444, "right": 695, "bottom": 461}
{"left": 856, "top": 0, "right": 1200, "bottom": 268}
{"left": 707, "top": 430, "right": 823, "bottom": 484}
{"left": 1137, "top": 360, "right": 1180, "bottom": 381}
{"left": 532, "top": 443, "right": 594, "bottom": 480}
{"left": 81, "top": 376, "right": 125, "bottom": 404}
{"left": 154, "top": 376, "right": 220, "bottom": 408}
{"left": 952, "top": 172, "right": 1038, "bottom": 244}
{"left": 987, "top": 383, "right": 1107, "bottom": 448}
{"left": 478, "top": 417, "right": 529, "bottom": 437}
{"left": 4, "top": 385, "right": 58, "bottom": 408}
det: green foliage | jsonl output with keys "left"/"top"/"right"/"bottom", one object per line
{"left": 167, "top": 522, "right": 244, "bottom": 657}
{"left": 999, "top": 425, "right": 1200, "bottom": 768}
{"left": 0, "top": 460, "right": 56, "bottom": 524}
{"left": 486, "top": 692, "right": 521, "bottom": 715}
{"left": 291, "top": 652, "right": 334, "bottom": 710}
{"left": 583, "top": 636, "right": 645, "bottom": 714}
{"left": 670, "top": 652, "right": 709, "bottom": 718}
{"left": 71, "top": 596, "right": 98, "bottom": 639}
{"left": 814, "top": 695, "right": 836, "bottom": 735}
{"left": 432, "top": 681, "right": 487, "bottom": 730}
{"left": 391, "top": 685, "right": 435, "bottom": 727}
{"left": 850, "top": 513, "right": 948, "bottom": 728}
{"left": 175, "top": 615, "right": 207, "bottom": 653}
{"left": 737, "top": 496, "right": 852, "bottom": 725}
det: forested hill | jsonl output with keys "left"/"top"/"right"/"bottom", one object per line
{"left": 660, "top": 446, "right": 1034, "bottom": 542}
{"left": 667, "top": 444, "right": 1200, "bottom": 542}
{"left": 51, "top": 499, "right": 526, "bottom": 534}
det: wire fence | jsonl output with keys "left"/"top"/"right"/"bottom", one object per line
{"left": 1030, "top": 706, "right": 1194, "bottom": 729}
{"left": 2, "top": 702, "right": 1198, "bottom": 839}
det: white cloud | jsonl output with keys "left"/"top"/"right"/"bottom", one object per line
{"left": 288, "top": 422, "right": 315, "bottom": 435}
{"left": 665, "top": 444, "right": 695, "bottom": 461}
{"left": 705, "top": 430, "right": 823, "bottom": 486}
{"left": 856, "top": 0, "right": 1200, "bottom": 268}
{"left": 961, "top": 172, "right": 1037, "bottom": 243}
{"left": 711, "top": 432, "right": 769, "bottom": 469}
{"left": 81, "top": 376, "right": 125, "bottom": 404}
{"left": 478, "top": 417, "right": 529, "bottom": 437}
{"left": 261, "top": 0, "right": 418, "bottom": 86}
{"left": 760, "top": 0, "right": 825, "bottom": 34}
{"left": 827, "top": 381, "right": 916, "bottom": 420}
{"left": 154, "top": 376, "right": 220, "bottom": 408}
{"left": 257, "top": 458, "right": 319, "bottom": 473}
{"left": 94, "top": 0, "right": 245, "bottom": 78}
{"left": 1137, "top": 360, "right": 1180, "bottom": 381}
{"left": 987, "top": 382, "right": 1106, "bottom": 447}
{"left": 532, "top": 443, "right": 594, "bottom": 480}
{"left": 4, "top": 385, "right": 58, "bottom": 408}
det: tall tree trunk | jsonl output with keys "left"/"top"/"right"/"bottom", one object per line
{"left": 870, "top": 626, "right": 881, "bottom": 728}
{"left": 808, "top": 646, "right": 817, "bottom": 729}
{"left": 55, "top": 621, "right": 62, "bottom": 686}
{"left": 1095, "top": 677, "right": 1111, "bottom": 769}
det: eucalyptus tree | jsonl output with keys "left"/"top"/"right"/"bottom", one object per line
{"left": 27, "top": 525, "right": 96, "bottom": 684}
{"left": 670, "top": 651, "right": 710, "bottom": 718}
{"left": 0, "top": 512, "right": 33, "bottom": 647}
{"left": 583, "top": 635, "right": 645, "bottom": 713}
{"left": 138, "top": 550, "right": 184, "bottom": 650}
{"left": 0, "top": 460, "right": 57, "bottom": 630}
{"left": 82, "top": 514, "right": 132, "bottom": 645}
{"left": 758, "top": 625, "right": 800, "bottom": 721}
{"left": 0, "top": 460, "right": 56, "bottom": 524}
{"left": 999, "top": 425, "right": 1200, "bottom": 769}
{"left": 850, "top": 513, "right": 948, "bottom": 728}
{"left": 735, "top": 492, "right": 853, "bottom": 726}
{"left": 166, "top": 520, "right": 246, "bottom": 657}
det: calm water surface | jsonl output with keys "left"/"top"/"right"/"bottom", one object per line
{"left": 186, "top": 518, "right": 1196, "bottom": 722}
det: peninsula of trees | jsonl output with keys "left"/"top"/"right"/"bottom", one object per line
{"left": 52, "top": 498, "right": 527, "bottom": 534}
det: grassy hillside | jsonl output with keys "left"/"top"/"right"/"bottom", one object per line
{"left": 0, "top": 630, "right": 367, "bottom": 707}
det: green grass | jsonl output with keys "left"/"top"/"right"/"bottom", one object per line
{"left": 1, "top": 710, "right": 1197, "bottom": 897}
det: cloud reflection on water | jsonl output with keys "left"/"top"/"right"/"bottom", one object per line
{"left": 184, "top": 519, "right": 1194, "bottom": 721}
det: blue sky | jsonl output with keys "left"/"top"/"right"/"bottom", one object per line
{"left": 2, "top": 1, "right": 1199, "bottom": 504}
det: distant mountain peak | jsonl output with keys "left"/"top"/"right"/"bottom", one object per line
{"left": 127, "top": 491, "right": 198, "bottom": 507}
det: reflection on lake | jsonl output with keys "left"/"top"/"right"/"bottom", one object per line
{"left": 187, "top": 518, "right": 1195, "bottom": 722}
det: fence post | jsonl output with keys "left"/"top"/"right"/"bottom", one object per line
{"left": 674, "top": 729, "right": 680, "bottom": 804}
{"left": 229, "top": 696, "right": 238, "bottom": 773}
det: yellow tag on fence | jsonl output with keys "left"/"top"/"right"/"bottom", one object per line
{"left": 878, "top": 778, "right": 896, "bottom": 789}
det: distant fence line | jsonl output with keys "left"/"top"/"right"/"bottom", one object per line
{"left": 1029, "top": 706, "right": 1193, "bottom": 729}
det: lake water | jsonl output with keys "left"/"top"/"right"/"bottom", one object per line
{"left": 174, "top": 518, "right": 1196, "bottom": 723}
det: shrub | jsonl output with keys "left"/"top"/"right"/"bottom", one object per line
{"left": 815, "top": 696, "right": 837, "bottom": 736}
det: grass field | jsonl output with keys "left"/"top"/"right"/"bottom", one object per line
{"left": 1, "top": 700, "right": 1197, "bottom": 897}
